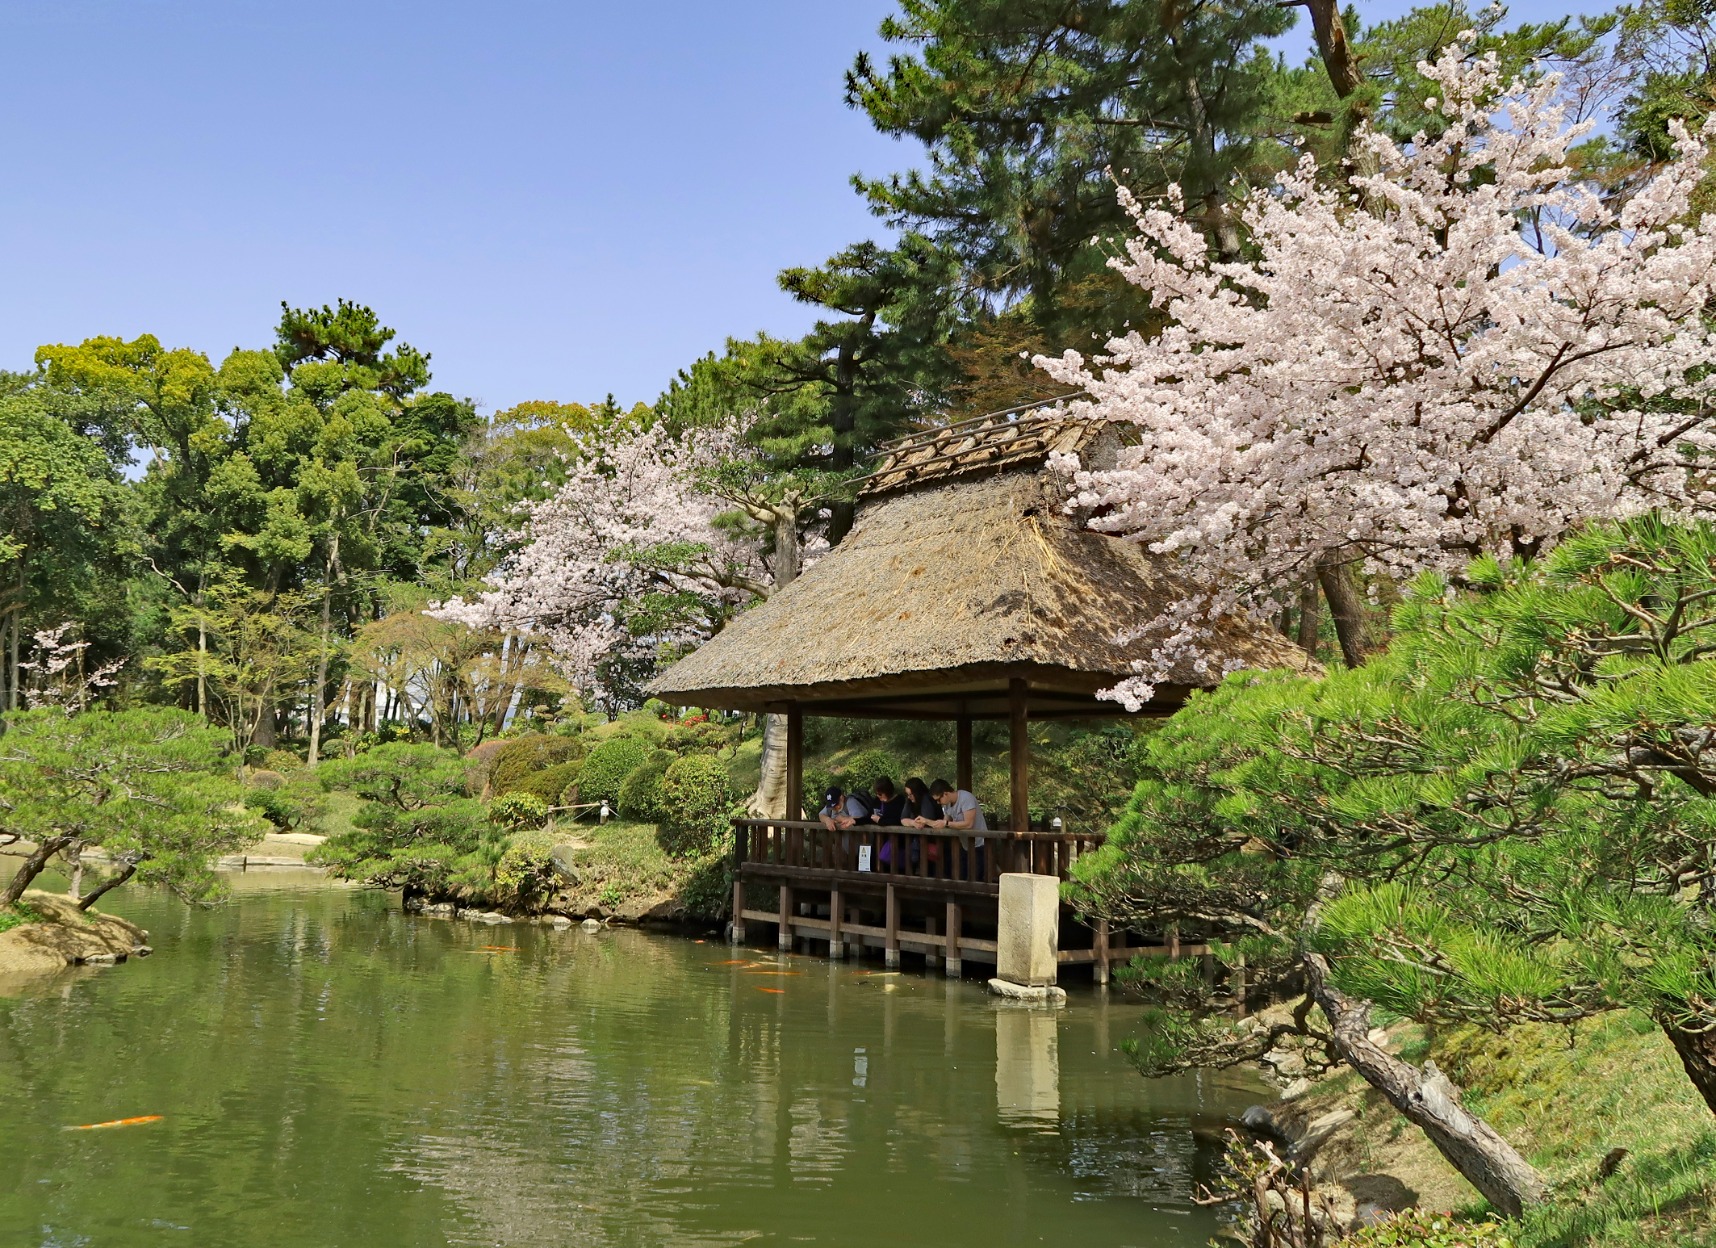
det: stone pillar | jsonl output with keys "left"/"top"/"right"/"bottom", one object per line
{"left": 997, "top": 873, "right": 1059, "bottom": 987}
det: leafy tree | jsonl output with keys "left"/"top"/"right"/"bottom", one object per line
{"left": 309, "top": 743, "right": 502, "bottom": 902}
{"left": 0, "top": 707, "right": 260, "bottom": 908}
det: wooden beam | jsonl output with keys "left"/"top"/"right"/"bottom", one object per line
{"left": 785, "top": 703, "right": 803, "bottom": 820}
{"left": 885, "top": 885, "right": 900, "bottom": 969}
{"left": 956, "top": 714, "right": 973, "bottom": 791}
{"left": 1009, "top": 677, "right": 1030, "bottom": 833}
{"left": 778, "top": 885, "right": 794, "bottom": 953}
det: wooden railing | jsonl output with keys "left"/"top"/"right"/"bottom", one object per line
{"left": 730, "top": 818, "right": 1104, "bottom": 893}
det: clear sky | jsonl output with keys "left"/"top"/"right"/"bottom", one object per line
{"left": 0, "top": 0, "right": 1599, "bottom": 415}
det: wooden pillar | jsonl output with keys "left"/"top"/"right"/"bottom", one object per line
{"left": 925, "top": 913, "right": 941, "bottom": 969}
{"left": 785, "top": 704, "right": 803, "bottom": 821}
{"left": 829, "top": 886, "right": 843, "bottom": 960}
{"left": 945, "top": 900, "right": 963, "bottom": 978}
{"left": 956, "top": 713, "right": 973, "bottom": 792}
{"left": 1095, "top": 919, "right": 1111, "bottom": 987}
{"left": 778, "top": 885, "right": 794, "bottom": 952}
{"left": 1008, "top": 678, "right": 1030, "bottom": 833}
{"left": 885, "top": 884, "right": 900, "bottom": 969}
{"left": 731, "top": 876, "right": 746, "bottom": 945}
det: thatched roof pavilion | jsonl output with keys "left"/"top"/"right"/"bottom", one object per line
{"left": 649, "top": 405, "right": 1309, "bottom": 831}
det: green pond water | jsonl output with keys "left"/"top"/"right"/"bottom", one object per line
{"left": 0, "top": 874, "right": 1260, "bottom": 1247}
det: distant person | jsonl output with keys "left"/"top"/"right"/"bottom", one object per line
{"left": 927, "top": 778, "right": 987, "bottom": 879}
{"left": 870, "top": 778, "right": 908, "bottom": 870}
{"left": 901, "top": 776, "right": 943, "bottom": 873}
{"left": 819, "top": 783, "right": 871, "bottom": 832}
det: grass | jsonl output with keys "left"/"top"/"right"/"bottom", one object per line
{"left": 0, "top": 900, "right": 47, "bottom": 935}
{"left": 1305, "top": 1012, "right": 1716, "bottom": 1247}
{"left": 552, "top": 819, "right": 728, "bottom": 920}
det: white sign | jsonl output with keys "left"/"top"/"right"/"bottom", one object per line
{"left": 857, "top": 845, "right": 873, "bottom": 873}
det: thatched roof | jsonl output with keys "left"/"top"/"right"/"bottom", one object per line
{"left": 648, "top": 415, "right": 1310, "bottom": 718}
{"left": 855, "top": 400, "right": 1099, "bottom": 501}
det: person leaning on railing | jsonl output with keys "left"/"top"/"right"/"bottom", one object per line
{"left": 867, "top": 778, "right": 908, "bottom": 871}
{"left": 901, "top": 777, "right": 943, "bottom": 875}
{"left": 924, "top": 779, "right": 986, "bottom": 880}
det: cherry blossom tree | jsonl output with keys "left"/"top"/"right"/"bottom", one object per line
{"left": 1039, "top": 46, "right": 1716, "bottom": 704}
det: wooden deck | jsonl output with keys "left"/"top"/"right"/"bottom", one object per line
{"left": 728, "top": 819, "right": 1198, "bottom": 981}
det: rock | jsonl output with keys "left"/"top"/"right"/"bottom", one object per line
{"left": 986, "top": 977, "right": 1068, "bottom": 1005}
{"left": 422, "top": 903, "right": 456, "bottom": 918}
{"left": 82, "top": 952, "right": 121, "bottom": 966}
{"left": 545, "top": 915, "right": 573, "bottom": 929}
{"left": 1241, "top": 1104, "right": 1289, "bottom": 1145}
{"left": 477, "top": 912, "right": 511, "bottom": 925}
{"left": 580, "top": 918, "right": 602, "bottom": 933}
{"left": 1279, "top": 1077, "right": 1313, "bottom": 1100}
{"left": 133, "top": 945, "right": 153, "bottom": 958}
{"left": 1291, "top": 1108, "right": 1357, "bottom": 1163}
{"left": 548, "top": 846, "right": 583, "bottom": 883}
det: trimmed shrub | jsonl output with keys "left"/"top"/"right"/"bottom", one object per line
{"left": 262, "top": 748, "right": 304, "bottom": 773}
{"left": 491, "top": 734, "right": 583, "bottom": 795}
{"left": 840, "top": 747, "right": 909, "bottom": 795}
{"left": 495, "top": 828, "right": 562, "bottom": 907}
{"left": 516, "top": 759, "right": 582, "bottom": 807}
{"left": 578, "top": 737, "right": 651, "bottom": 806}
{"left": 465, "top": 738, "right": 508, "bottom": 788}
{"left": 659, "top": 753, "right": 734, "bottom": 857}
{"left": 617, "top": 751, "right": 673, "bottom": 823}
{"left": 247, "top": 769, "right": 287, "bottom": 791}
{"left": 489, "top": 791, "right": 550, "bottom": 831}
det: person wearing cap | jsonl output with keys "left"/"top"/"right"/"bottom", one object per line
{"left": 818, "top": 783, "right": 870, "bottom": 832}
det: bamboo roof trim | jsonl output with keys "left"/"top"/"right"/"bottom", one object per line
{"left": 857, "top": 400, "right": 1097, "bottom": 500}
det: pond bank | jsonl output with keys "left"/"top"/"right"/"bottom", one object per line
{"left": 0, "top": 890, "right": 151, "bottom": 990}
{"left": 1239, "top": 1006, "right": 1716, "bottom": 1245}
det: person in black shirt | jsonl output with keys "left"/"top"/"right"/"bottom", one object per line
{"left": 869, "top": 777, "right": 908, "bottom": 871}
{"left": 901, "top": 776, "right": 943, "bottom": 874}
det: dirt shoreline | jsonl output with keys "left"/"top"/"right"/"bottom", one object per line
{"left": 0, "top": 891, "right": 153, "bottom": 992}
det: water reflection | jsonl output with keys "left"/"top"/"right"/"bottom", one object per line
{"left": 0, "top": 878, "right": 1261, "bottom": 1248}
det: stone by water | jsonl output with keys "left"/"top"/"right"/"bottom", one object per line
{"left": 0, "top": 873, "right": 1257, "bottom": 1247}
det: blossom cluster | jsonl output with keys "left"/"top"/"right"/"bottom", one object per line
{"left": 1040, "top": 47, "right": 1716, "bottom": 705}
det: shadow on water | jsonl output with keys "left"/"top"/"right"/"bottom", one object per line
{"left": 0, "top": 875, "right": 1260, "bottom": 1247}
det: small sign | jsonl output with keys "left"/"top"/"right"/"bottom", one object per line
{"left": 857, "top": 845, "right": 873, "bottom": 872}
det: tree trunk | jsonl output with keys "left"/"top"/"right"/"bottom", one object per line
{"left": 1, "top": 835, "right": 74, "bottom": 907}
{"left": 195, "top": 567, "right": 208, "bottom": 719}
{"left": 308, "top": 535, "right": 341, "bottom": 767}
{"left": 66, "top": 844, "right": 84, "bottom": 901}
{"left": 1303, "top": 953, "right": 1548, "bottom": 1217}
{"left": 1658, "top": 1011, "right": 1716, "bottom": 1119}
{"left": 1304, "top": 0, "right": 1363, "bottom": 98}
{"left": 1296, "top": 580, "right": 1321, "bottom": 658}
{"left": 77, "top": 860, "right": 139, "bottom": 911}
{"left": 748, "top": 502, "right": 803, "bottom": 817}
{"left": 1316, "top": 560, "right": 1371, "bottom": 668}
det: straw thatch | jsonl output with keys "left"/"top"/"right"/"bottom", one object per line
{"left": 648, "top": 434, "right": 1311, "bottom": 717}
{"left": 855, "top": 401, "right": 1100, "bottom": 500}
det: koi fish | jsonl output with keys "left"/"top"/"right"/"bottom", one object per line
{"left": 757, "top": 987, "right": 787, "bottom": 994}
{"left": 477, "top": 946, "right": 518, "bottom": 953}
{"left": 744, "top": 970, "right": 803, "bottom": 976}
{"left": 712, "top": 959, "right": 749, "bottom": 966}
{"left": 65, "top": 1115, "right": 162, "bottom": 1131}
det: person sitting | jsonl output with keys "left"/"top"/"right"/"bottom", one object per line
{"left": 926, "top": 778, "right": 987, "bottom": 879}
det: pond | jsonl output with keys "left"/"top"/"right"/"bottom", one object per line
{"left": 0, "top": 875, "right": 1259, "bottom": 1247}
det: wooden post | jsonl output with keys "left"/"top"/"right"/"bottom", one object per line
{"left": 778, "top": 885, "right": 794, "bottom": 952}
{"left": 1009, "top": 677, "right": 1030, "bottom": 833}
{"left": 885, "top": 884, "right": 900, "bottom": 969}
{"left": 829, "top": 886, "right": 843, "bottom": 960}
{"left": 945, "top": 900, "right": 963, "bottom": 978}
{"left": 925, "top": 914, "right": 941, "bottom": 970}
{"left": 956, "top": 713, "right": 973, "bottom": 792}
{"left": 731, "top": 876, "right": 746, "bottom": 945}
{"left": 1095, "top": 919, "right": 1111, "bottom": 987}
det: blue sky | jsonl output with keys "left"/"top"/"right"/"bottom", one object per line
{"left": 0, "top": 0, "right": 1600, "bottom": 414}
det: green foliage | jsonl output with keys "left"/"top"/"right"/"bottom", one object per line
{"left": 0, "top": 901, "right": 46, "bottom": 935}
{"left": 658, "top": 753, "right": 735, "bottom": 857}
{"left": 578, "top": 737, "right": 652, "bottom": 806}
{"left": 512, "top": 759, "right": 582, "bottom": 807}
{"left": 0, "top": 707, "right": 262, "bottom": 904}
{"left": 490, "top": 733, "right": 583, "bottom": 795}
{"left": 489, "top": 791, "right": 550, "bottom": 831}
{"left": 1345, "top": 1212, "right": 1514, "bottom": 1248}
{"left": 311, "top": 742, "right": 506, "bottom": 899}
{"left": 494, "top": 828, "right": 562, "bottom": 906}
{"left": 617, "top": 751, "right": 674, "bottom": 823}
{"left": 260, "top": 748, "right": 303, "bottom": 773}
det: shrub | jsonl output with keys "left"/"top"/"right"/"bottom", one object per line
{"left": 495, "top": 828, "right": 563, "bottom": 907}
{"left": 578, "top": 737, "right": 651, "bottom": 806}
{"left": 243, "top": 785, "right": 299, "bottom": 830}
{"left": 247, "top": 768, "right": 286, "bottom": 791}
{"left": 1344, "top": 1212, "right": 1512, "bottom": 1248}
{"left": 464, "top": 738, "right": 508, "bottom": 789}
{"left": 490, "top": 791, "right": 550, "bottom": 831}
{"left": 659, "top": 753, "right": 735, "bottom": 857}
{"left": 491, "top": 734, "right": 583, "bottom": 795}
{"left": 839, "top": 747, "right": 909, "bottom": 796}
{"left": 617, "top": 751, "right": 673, "bottom": 822}
{"left": 262, "top": 748, "right": 304, "bottom": 773}
{"left": 515, "top": 759, "right": 582, "bottom": 807}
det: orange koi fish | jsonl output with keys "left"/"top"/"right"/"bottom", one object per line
{"left": 757, "top": 987, "right": 787, "bottom": 994}
{"left": 744, "top": 970, "right": 804, "bottom": 976}
{"left": 66, "top": 1115, "right": 163, "bottom": 1131}
{"left": 712, "top": 959, "right": 749, "bottom": 966}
